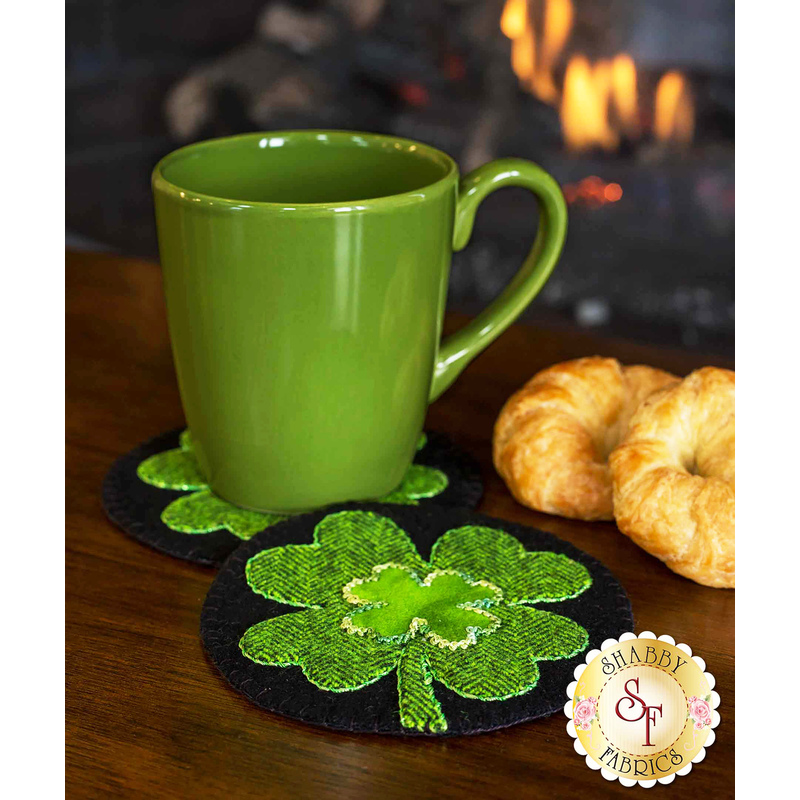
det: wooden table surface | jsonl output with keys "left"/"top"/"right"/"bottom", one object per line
{"left": 66, "top": 251, "right": 734, "bottom": 799}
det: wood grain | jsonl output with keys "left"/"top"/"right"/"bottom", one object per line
{"left": 66, "top": 251, "right": 734, "bottom": 799}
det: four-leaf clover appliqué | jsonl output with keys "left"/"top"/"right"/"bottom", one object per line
{"left": 240, "top": 510, "right": 592, "bottom": 732}
{"left": 137, "top": 430, "right": 448, "bottom": 540}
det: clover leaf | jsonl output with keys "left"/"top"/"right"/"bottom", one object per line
{"left": 162, "top": 490, "right": 286, "bottom": 539}
{"left": 430, "top": 525, "right": 591, "bottom": 604}
{"left": 239, "top": 510, "right": 592, "bottom": 733}
{"left": 245, "top": 510, "right": 428, "bottom": 607}
{"left": 137, "top": 430, "right": 207, "bottom": 491}
{"left": 137, "top": 430, "right": 447, "bottom": 538}
{"left": 379, "top": 465, "right": 448, "bottom": 504}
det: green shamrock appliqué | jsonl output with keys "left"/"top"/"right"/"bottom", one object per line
{"left": 341, "top": 565, "right": 501, "bottom": 649}
{"left": 136, "top": 431, "right": 285, "bottom": 539}
{"left": 137, "top": 431, "right": 447, "bottom": 540}
{"left": 240, "top": 510, "right": 592, "bottom": 732}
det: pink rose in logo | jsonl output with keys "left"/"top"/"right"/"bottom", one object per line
{"left": 688, "top": 696, "right": 712, "bottom": 729}
{"left": 574, "top": 697, "right": 597, "bottom": 731}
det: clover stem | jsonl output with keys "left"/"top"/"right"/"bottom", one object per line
{"left": 396, "top": 638, "right": 448, "bottom": 733}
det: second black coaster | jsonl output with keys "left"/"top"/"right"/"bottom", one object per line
{"left": 102, "top": 428, "right": 482, "bottom": 567}
{"left": 200, "top": 503, "right": 633, "bottom": 736}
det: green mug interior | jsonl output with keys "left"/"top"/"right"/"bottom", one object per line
{"left": 156, "top": 131, "right": 456, "bottom": 205}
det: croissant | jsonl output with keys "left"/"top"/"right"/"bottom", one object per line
{"left": 493, "top": 357, "right": 677, "bottom": 520}
{"left": 609, "top": 367, "right": 735, "bottom": 588}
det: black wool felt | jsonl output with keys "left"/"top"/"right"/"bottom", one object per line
{"left": 102, "top": 429, "right": 483, "bottom": 567}
{"left": 200, "top": 503, "right": 634, "bottom": 736}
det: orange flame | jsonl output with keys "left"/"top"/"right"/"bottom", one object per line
{"left": 501, "top": 0, "right": 573, "bottom": 104}
{"left": 610, "top": 54, "right": 639, "bottom": 136}
{"left": 510, "top": 24, "right": 536, "bottom": 87}
{"left": 560, "top": 56, "right": 618, "bottom": 152}
{"left": 500, "top": 0, "right": 694, "bottom": 154}
{"left": 654, "top": 71, "right": 694, "bottom": 145}
{"left": 531, "top": 0, "right": 574, "bottom": 103}
{"left": 500, "top": 0, "right": 528, "bottom": 38}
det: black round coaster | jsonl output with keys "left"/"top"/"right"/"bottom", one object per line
{"left": 102, "top": 428, "right": 482, "bottom": 567}
{"left": 200, "top": 503, "right": 633, "bottom": 736}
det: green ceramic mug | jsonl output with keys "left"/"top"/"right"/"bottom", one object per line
{"left": 152, "top": 130, "right": 567, "bottom": 512}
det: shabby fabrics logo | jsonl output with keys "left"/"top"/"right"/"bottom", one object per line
{"left": 565, "top": 632, "right": 720, "bottom": 788}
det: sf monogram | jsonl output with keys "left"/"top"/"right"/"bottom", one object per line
{"left": 569, "top": 635, "right": 718, "bottom": 783}
{"left": 614, "top": 678, "right": 663, "bottom": 747}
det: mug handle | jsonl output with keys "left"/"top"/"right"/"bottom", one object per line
{"left": 429, "top": 158, "right": 568, "bottom": 402}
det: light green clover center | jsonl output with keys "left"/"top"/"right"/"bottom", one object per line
{"left": 342, "top": 565, "right": 502, "bottom": 650}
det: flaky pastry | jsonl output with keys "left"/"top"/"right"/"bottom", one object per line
{"left": 609, "top": 367, "right": 735, "bottom": 588}
{"left": 493, "top": 357, "right": 677, "bottom": 520}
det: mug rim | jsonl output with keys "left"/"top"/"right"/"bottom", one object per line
{"left": 152, "top": 130, "right": 459, "bottom": 212}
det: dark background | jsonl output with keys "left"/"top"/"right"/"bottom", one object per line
{"left": 66, "top": 0, "right": 734, "bottom": 356}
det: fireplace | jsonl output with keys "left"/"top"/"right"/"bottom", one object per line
{"left": 66, "top": 0, "right": 734, "bottom": 354}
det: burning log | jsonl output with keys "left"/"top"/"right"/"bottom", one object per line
{"left": 164, "top": 45, "right": 333, "bottom": 142}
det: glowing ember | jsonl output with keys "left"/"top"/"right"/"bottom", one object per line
{"left": 396, "top": 81, "right": 429, "bottom": 108}
{"left": 604, "top": 182, "right": 623, "bottom": 202}
{"left": 563, "top": 176, "right": 623, "bottom": 206}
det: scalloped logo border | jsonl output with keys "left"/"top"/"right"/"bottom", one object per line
{"left": 564, "top": 631, "right": 721, "bottom": 788}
